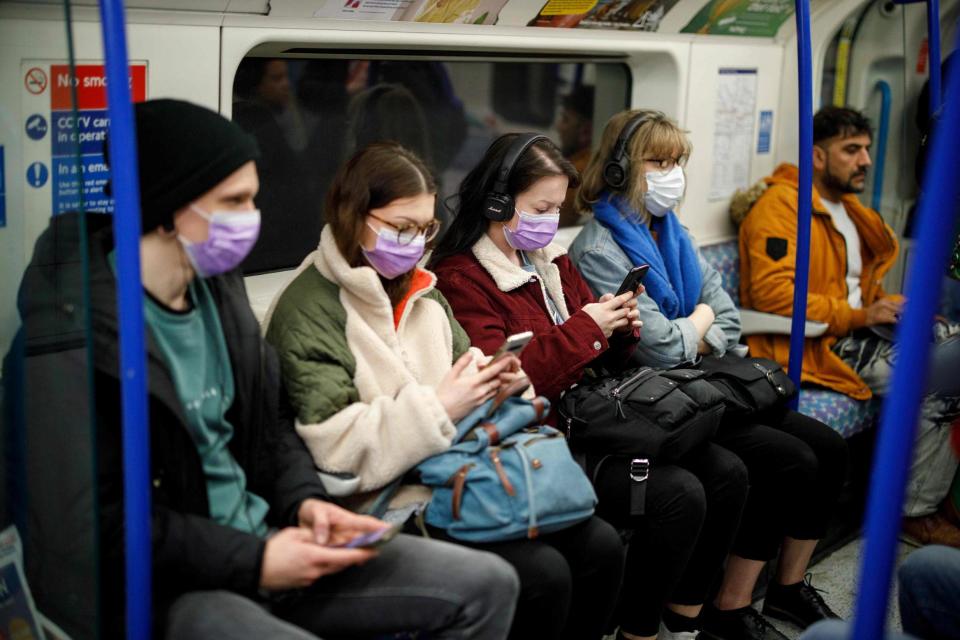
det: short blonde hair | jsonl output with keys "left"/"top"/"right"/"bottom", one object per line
{"left": 577, "top": 109, "right": 692, "bottom": 219}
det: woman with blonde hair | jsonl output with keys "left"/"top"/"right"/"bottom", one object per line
{"left": 570, "top": 110, "right": 849, "bottom": 640}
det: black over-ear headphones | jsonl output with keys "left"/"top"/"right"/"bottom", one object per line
{"left": 602, "top": 113, "right": 653, "bottom": 190}
{"left": 483, "top": 133, "right": 549, "bottom": 222}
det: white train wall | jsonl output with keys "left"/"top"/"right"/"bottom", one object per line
{"left": 0, "top": 0, "right": 955, "bottom": 357}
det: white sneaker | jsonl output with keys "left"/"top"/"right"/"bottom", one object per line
{"left": 658, "top": 621, "right": 699, "bottom": 640}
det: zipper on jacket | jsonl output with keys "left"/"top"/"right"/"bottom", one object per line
{"left": 610, "top": 368, "right": 654, "bottom": 419}
{"left": 490, "top": 448, "right": 516, "bottom": 496}
{"left": 514, "top": 445, "right": 540, "bottom": 538}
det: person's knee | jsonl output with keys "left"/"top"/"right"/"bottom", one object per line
{"left": 165, "top": 591, "right": 263, "bottom": 639}
{"left": 899, "top": 545, "right": 959, "bottom": 597}
{"left": 582, "top": 516, "right": 627, "bottom": 576}
{"left": 464, "top": 550, "right": 521, "bottom": 604}
{"left": 783, "top": 440, "right": 819, "bottom": 487}
{"left": 522, "top": 545, "right": 574, "bottom": 602}
{"left": 815, "top": 425, "right": 849, "bottom": 475}
{"left": 715, "top": 448, "right": 750, "bottom": 501}
{"left": 660, "top": 468, "right": 708, "bottom": 527}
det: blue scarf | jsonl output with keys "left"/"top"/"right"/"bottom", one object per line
{"left": 592, "top": 193, "right": 701, "bottom": 320}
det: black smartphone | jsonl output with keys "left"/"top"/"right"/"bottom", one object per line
{"left": 332, "top": 524, "right": 401, "bottom": 550}
{"left": 616, "top": 265, "right": 650, "bottom": 297}
{"left": 491, "top": 331, "right": 534, "bottom": 362}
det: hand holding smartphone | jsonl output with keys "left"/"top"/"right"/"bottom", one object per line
{"left": 489, "top": 331, "right": 533, "bottom": 365}
{"left": 616, "top": 265, "right": 650, "bottom": 297}
{"left": 331, "top": 523, "right": 401, "bottom": 550}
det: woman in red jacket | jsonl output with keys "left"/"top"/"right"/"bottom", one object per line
{"left": 430, "top": 134, "right": 750, "bottom": 640}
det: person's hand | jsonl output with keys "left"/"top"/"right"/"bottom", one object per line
{"left": 437, "top": 352, "right": 517, "bottom": 422}
{"left": 866, "top": 297, "right": 902, "bottom": 326}
{"left": 259, "top": 527, "right": 375, "bottom": 590}
{"left": 694, "top": 303, "right": 716, "bottom": 326}
{"left": 297, "top": 498, "right": 388, "bottom": 546}
{"left": 613, "top": 286, "right": 643, "bottom": 334}
{"left": 583, "top": 292, "right": 635, "bottom": 338}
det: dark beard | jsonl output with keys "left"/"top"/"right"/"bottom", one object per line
{"left": 381, "top": 270, "right": 416, "bottom": 308}
{"left": 824, "top": 163, "right": 867, "bottom": 194}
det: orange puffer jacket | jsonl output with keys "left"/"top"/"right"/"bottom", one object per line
{"left": 738, "top": 163, "right": 899, "bottom": 399}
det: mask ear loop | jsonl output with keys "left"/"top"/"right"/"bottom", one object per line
{"left": 169, "top": 210, "right": 200, "bottom": 285}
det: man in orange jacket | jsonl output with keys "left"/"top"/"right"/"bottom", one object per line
{"left": 739, "top": 106, "right": 960, "bottom": 548}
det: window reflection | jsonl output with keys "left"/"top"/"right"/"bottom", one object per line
{"left": 233, "top": 58, "right": 628, "bottom": 273}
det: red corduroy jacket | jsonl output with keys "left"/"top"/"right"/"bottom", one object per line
{"left": 433, "top": 236, "right": 639, "bottom": 418}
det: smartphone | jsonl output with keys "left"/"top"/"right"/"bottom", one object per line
{"left": 491, "top": 331, "right": 534, "bottom": 362}
{"left": 333, "top": 524, "right": 401, "bottom": 550}
{"left": 616, "top": 265, "right": 650, "bottom": 297}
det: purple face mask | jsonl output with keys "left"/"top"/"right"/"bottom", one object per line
{"left": 362, "top": 224, "right": 426, "bottom": 279}
{"left": 179, "top": 206, "right": 261, "bottom": 278}
{"left": 502, "top": 210, "right": 560, "bottom": 251}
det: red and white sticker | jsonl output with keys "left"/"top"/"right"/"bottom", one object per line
{"left": 24, "top": 67, "right": 47, "bottom": 95}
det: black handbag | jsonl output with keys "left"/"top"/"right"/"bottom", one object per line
{"left": 558, "top": 366, "right": 725, "bottom": 518}
{"left": 695, "top": 354, "right": 797, "bottom": 416}
{"left": 558, "top": 366, "right": 725, "bottom": 461}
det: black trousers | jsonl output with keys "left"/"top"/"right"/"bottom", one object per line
{"left": 592, "top": 443, "right": 749, "bottom": 637}
{"left": 714, "top": 407, "right": 849, "bottom": 561}
{"left": 424, "top": 515, "right": 625, "bottom": 640}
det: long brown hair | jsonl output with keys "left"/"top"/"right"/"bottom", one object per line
{"left": 325, "top": 142, "right": 437, "bottom": 304}
{"left": 577, "top": 109, "right": 691, "bottom": 220}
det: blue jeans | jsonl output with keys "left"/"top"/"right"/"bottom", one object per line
{"left": 898, "top": 545, "right": 960, "bottom": 640}
{"left": 800, "top": 620, "right": 916, "bottom": 640}
{"left": 165, "top": 534, "right": 520, "bottom": 639}
{"left": 802, "top": 546, "right": 960, "bottom": 640}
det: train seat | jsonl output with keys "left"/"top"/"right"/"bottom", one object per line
{"left": 699, "top": 240, "right": 880, "bottom": 439}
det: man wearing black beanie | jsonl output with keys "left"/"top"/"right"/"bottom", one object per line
{"left": 4, "top": 99, "right": 518, "bottom": 639}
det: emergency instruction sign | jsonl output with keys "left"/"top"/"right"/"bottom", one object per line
{"left": 21, "top": 61, "right": 147, "bottom": 217}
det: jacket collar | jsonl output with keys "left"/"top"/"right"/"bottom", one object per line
{"left": 471, "top": 233, "right": 570, "bottom": 321}
{"left": 764, "top": 162, "right": 897, "bottom": 264}
{"left": 313, "top": 225, "right": 438, "bottom": 334}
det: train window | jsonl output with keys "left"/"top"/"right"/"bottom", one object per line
{"left": 232, "top": 57, "right": 630, "bottom": 273}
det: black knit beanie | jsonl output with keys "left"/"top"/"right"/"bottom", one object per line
{"left": 121, "top": 99, "right": 260, "bottom": 232}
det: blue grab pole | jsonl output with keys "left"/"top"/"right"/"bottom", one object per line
{"left": 893, "top": 0, "right": 942, "bottom": 117}
{"left": 928, "top": 0, "right": 942, "bottom": 117}
{"left": 851, "top": 27, "right": 960, "bottom": 640}
{"left": 871, "top": 81, "right": 892, "bottom": 212}
{"left": 786, "top": 0, "right": 814, "bottom": 410}
{"left": 96, "top": 0, "right": 151, "bottom": 637}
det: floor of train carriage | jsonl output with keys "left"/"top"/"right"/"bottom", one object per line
{"left": 754, "top": 538, "right": 912, "bottom": 639}
{"left": 600, "top": 538, "right": 914, "bottom": 640}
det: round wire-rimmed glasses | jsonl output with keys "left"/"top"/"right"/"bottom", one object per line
{"left": 642, "top": 156, "right": 687, "bottom": 172}
{"left": 367, "top": 212, "right": 441, "bottom": 246}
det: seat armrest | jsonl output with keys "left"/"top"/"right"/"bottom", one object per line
{"left": 739, "top": 309, "right": 828, "bottom": 337}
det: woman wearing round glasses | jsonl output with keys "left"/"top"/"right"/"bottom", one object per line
{"left": 264, "top": 141, "right": 623, "bottom": 640}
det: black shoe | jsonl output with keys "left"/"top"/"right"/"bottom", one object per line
{"left": 699, "top": 605, "right": 789, "bottom": 640}
{"left": 762, "top": 574, "right": 841, "bottom": 629}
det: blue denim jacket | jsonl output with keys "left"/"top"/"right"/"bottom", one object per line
{"left": 568, "top": 218, "right": 742, "bottom": 368}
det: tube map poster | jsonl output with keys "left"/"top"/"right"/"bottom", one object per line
{"left": 681, "top": 0, "right": 794, "bottom": 37}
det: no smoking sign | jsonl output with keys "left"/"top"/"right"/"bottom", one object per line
{"left": 24, "top": 67, "right": 48, "bottom": 95}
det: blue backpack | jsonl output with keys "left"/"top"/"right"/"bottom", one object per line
{"left": 415, "top": 395, "right": 597, "bottom": 542}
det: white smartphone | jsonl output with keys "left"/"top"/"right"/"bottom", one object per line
{"left": 490, "top": 331, "right": 533, "bottom": 363}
